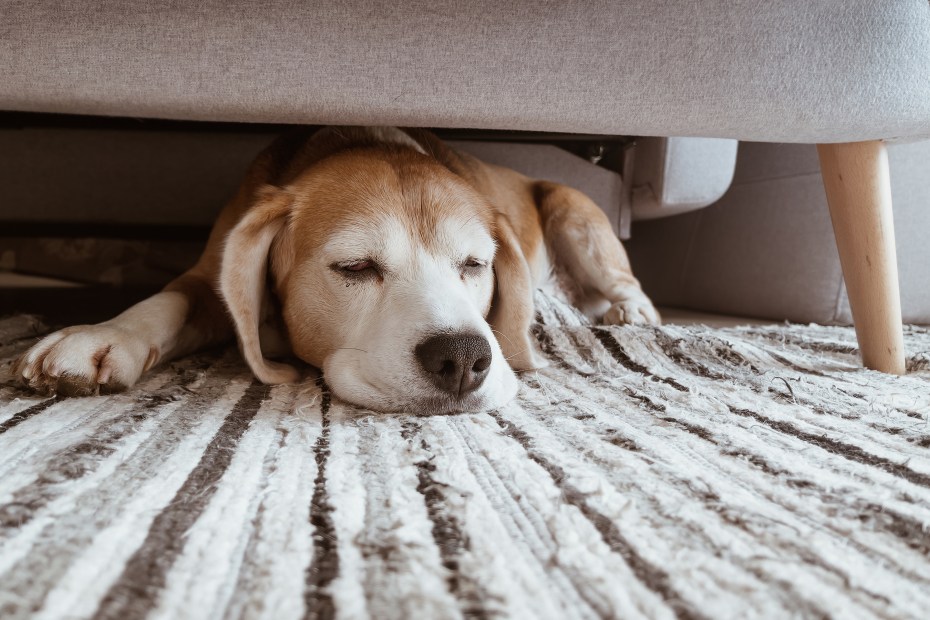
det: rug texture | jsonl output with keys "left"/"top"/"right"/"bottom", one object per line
{"left": 1, "top": 294, "right": 929, "bottom": 620}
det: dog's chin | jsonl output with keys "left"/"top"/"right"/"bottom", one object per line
{"left": 332, "top": 388, "right": 517, "bottom": 415}
{"left": 326, "top": 371, "right": 520, "bottom": 415}
{"left": 406, "top": 392, "right": 506, "bottom": 416}
{"left": 323, "top": 349, "right": 521, "bottom": 414}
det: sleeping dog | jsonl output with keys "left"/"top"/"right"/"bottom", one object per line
{"left": 14, "top": 127, "right": 659, "bottom": 413}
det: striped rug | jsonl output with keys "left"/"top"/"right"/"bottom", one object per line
{"left": 1, "top": 295, "right": 929, "bottom": 620}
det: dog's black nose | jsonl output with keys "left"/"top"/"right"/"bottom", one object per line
{"left": 415, "top": 333, "right": 493, "bottom": 397}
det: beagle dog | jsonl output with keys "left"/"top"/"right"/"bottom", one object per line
{"left": 14, "top": 127, "right": 659, "bottom": 413}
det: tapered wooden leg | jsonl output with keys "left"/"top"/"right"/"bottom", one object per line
{"left": 817, "top": 140, "right": 905, "bottom": 374}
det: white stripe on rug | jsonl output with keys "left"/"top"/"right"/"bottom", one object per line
{"left": 222, "top": 382, "right": 324, "bottom": 620}
{"left": 148, "top": 384, "right": 297, "bottom": 620}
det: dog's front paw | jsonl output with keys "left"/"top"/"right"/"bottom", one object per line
{"left": 603, "top": 298, "right": 661, "bottom": 326}
{"left": 13, "top": 324, "right": 156, "bottom": 396}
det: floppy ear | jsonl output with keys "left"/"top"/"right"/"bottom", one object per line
{"left": 487, "top": 213, "right": 548, "bottom": 371}
{"left": 219, "top": 186, "right": 300, "bottom": 384}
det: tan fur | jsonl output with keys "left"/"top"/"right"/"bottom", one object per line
{"left": 220, "top": 186, "right": 297, "bottom": 383}
{"left": 486, "top": 213, "right": 547, "bottom": 370}
{"left": 14, "top": 126, "right": 658, "bottom": 409}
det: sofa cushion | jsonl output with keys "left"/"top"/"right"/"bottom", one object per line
{"left": 2, "top": 1, "right": 929, "bottom": 142}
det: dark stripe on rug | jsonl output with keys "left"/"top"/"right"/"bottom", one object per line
{"left": 906, "top": 353, "right": 930, "bottom": 372}
{"left": 859, "top": 503, "right": 930, "bottom": 557}
{"left": 533, "top": 323, "right": 599, "bottom": 376}
{"left": 622, "top": 388, "right": 666, "bottom": 413}
{"left": 728, "top": 406, "right": 930, "bottom": 489}
{"left": 767, "top": 350, "right": 828, "bottom": 377}
{"left": 651, "top": 332, "right": 729, "bottom": 380}
{"left": 696, "top": 333, "right": 761, "bottom": 374}
{"left": 487, "top": 410, "right": 706, "bottom": 620}
{"left": 0, "top": 371, "right": 206, "bottom": 531}
{"left": 589, "top": 328, "right": 688, "bottom": 392}
{"left": 561, "top": 327, "right": 605, "bottom": 371}
{"left": 91, "top": 381, "right": 270, "bottom": 620}
{"left": 658, "top": 417, "right": 718, "bottom": 444}
{"left": 770, "top": 332, "right": 860, "bottom": 357}
{"left": 741, "top": 335, "right": 828, "bottom": 377}
{"left": 401, "top": 421, "right": 490, "bottom": 620}
{"left": 0, "top": 396, "right": 59, "bottom": 434}
{"left": 531, "top": 324, "right": 575, "bottom": 371}
{"left": 304, "top": 379, "right": 339, "bottom": 620}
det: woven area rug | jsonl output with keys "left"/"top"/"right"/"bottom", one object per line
{"left": 1, "top": 294, "right": 930, "bottom": 620}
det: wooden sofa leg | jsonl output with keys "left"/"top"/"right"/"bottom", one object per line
{"left": 817, "top": 140, "right": 905, "bottom": 374}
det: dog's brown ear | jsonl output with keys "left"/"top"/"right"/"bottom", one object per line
{"left": 219, "top": 186, "right": 300, "bottom": 384}
{"left": 487, "top": 213, "right": 547, "bottom": 371}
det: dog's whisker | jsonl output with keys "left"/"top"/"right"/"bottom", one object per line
{"left": 489, "top": 328, "right": 518, "bottom": 347}
{"left": 336, "top": 347, "right": 369, "bottom": 354}
{"left": 455, "top": 213, "right": 481, "bottom": 234}
{"left": 503, "top": 348, "right": 530, "bottom": 361}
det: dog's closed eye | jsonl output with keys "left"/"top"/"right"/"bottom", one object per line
{"left": 331, "top": 260, "right": 382, "bottom": 281}
{"left": 460, "top": 257, "right": 488, "bottom": 278}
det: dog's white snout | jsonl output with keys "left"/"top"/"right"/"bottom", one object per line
{"left": 414, "top": 332, "right": 493, "bottom": 398}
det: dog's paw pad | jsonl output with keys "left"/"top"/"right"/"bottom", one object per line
{"left": 13, "top": 325, "right": 152, "bottom": 396}
{"left": 603, "top": 299, "right": 661, "bottom": 326}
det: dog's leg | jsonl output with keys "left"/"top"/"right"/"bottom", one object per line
{"left": 13, "top": 271, "right": 232, "bottom": 396}
{"left": 535, "top": 181, "right": 660, "bottom": 325}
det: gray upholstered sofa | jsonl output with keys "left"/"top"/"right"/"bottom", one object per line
{"left": 2, "top": 0, "right": 930, "bottom": 375}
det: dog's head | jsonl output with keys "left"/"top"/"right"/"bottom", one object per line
{"left": 219, "top": 141, "right": 535, "bottom": 413}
